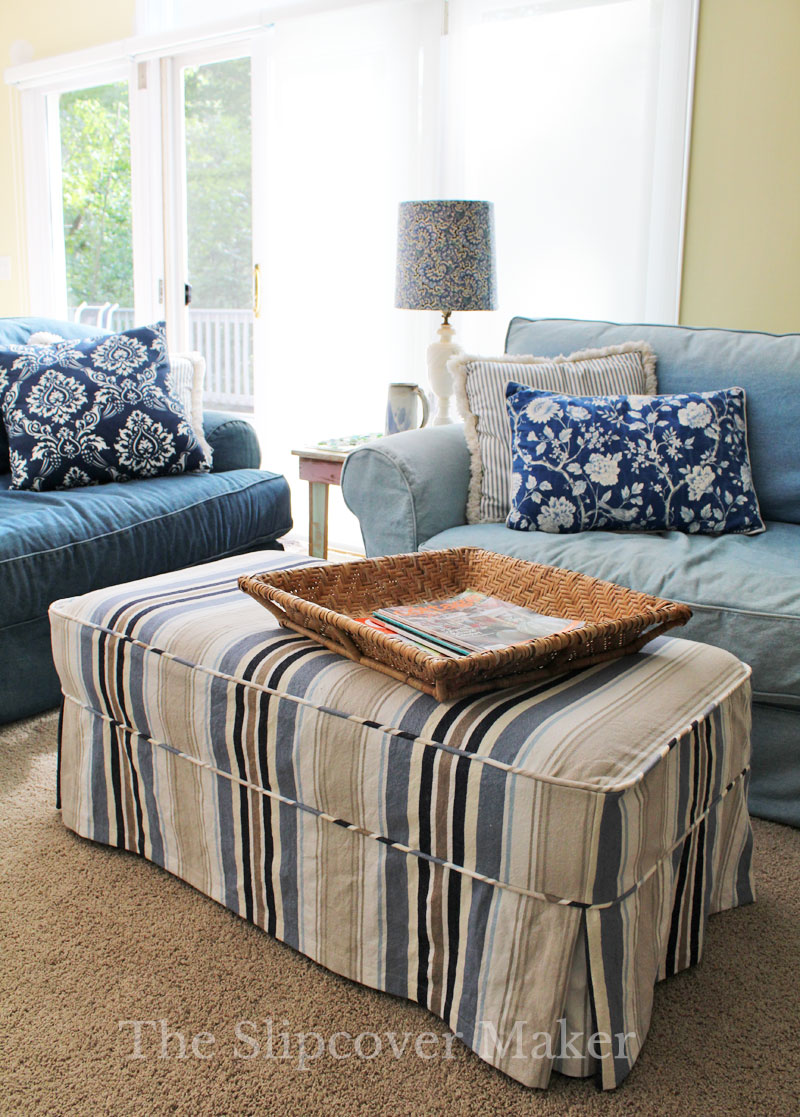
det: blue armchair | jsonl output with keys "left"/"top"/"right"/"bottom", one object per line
{"left": 342, "top": 317, "right": 800, "bottom": 827}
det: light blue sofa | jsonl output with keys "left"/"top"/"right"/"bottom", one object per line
{"left": 0, "top": 317, "right": 292, "bottom": 724}
{"left": 342, "top": 317, "right": 800, "bottom": 827}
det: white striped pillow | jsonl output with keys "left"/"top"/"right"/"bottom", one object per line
{"left": 166, "top": 351, "right": 212, "bottom": 463}
{"left": 450, "top": 344, "right": 657, "bottom": 524}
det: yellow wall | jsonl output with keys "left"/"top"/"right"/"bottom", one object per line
{"left": 0, "top": 0, "right": 135, "bottom": 315}
{"left": 2, "top": 1, "right": 799, "bottom": 332}
{"left": 680, "top": 0, "right": 800, "bottom": 332}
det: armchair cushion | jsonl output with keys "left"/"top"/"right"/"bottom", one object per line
{"left": 419, "top": 519, "right": 800, "bottom": 706}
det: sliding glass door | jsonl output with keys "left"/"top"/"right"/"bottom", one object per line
{"left": 57, "top": 80, "right": 135, "bottom": 330}
{"left": 46, "top": 40, "right": 264, "bottom": 415}
{"left": 179, "top": 53, "right": 256, "bottom": 411}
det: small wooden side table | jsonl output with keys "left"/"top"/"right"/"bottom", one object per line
{"left": 291, "top": 445, "right": 349, "bottom": 560}
{"left": 293, "top": 435, "right": 382, "bottom": 559}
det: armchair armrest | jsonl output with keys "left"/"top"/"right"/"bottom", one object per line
{"left": 203, "top": 411, "right": 261, "bottom": 472}
{"left": 341, "top": 424, "right": 470, "bottom": 556}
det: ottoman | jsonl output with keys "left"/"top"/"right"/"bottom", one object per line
{"left": 51, "top": 551, "right": 755, "bottom": 1091}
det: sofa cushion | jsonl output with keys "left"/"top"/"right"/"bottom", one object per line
{"left": 26, "top": 332, "right": 212, "bottom": 462}
{"left": 23, "top": 329, "right": 211, "bottom": 463}
{"left": 0, "top": 468, "right": 291, "bottom": 627}
{"left": 505, "top": 317, "right": 800, "bottom": 525}
{"left": 421, "top": 520, "right": 800, "bottom": 706}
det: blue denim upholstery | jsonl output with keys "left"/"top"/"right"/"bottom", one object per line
{"left": 0, "top": 469, "right": 291, "bottom": 722}
{"left": 0, "top": 317, "right": 291, "bottom": 723}
{"left": 203, "top": 410, "right": 262, "bottom": 472}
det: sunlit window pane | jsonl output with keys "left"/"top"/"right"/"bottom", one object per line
{"left": 184, "top": 57, "right": 252, "bottom": 309}
{"left": 59, "top": 81, "right": 134, "bottom": 327}
{"left": 183, "top": 56, "right": 254, "bottom": 409}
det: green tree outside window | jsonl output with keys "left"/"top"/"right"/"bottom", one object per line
{"left": 60, "top": 81, "right": 134, "bottom": 309}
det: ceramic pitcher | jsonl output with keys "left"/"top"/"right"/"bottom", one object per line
{"left": 385, "top": 382, "right": 430, "bottom": 435}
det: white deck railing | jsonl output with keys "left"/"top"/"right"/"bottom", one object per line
{"left": 71, "top": 305, "right": 254, "bottom": 411}
{"left": 187, "top": 309, "right": 253, "bottom": 410}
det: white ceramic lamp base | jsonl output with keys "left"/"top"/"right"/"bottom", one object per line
{"left": 426, "top": 320, "right": 462, "bottom": 425}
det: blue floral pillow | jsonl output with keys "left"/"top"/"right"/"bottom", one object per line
{"left": 505, "top": 383, "right": 765, "bottom": 535}
{"left": 0, "top": 323, "right": 210, "bottom": 491}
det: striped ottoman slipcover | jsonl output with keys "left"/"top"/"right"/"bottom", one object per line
{"left": 51, "top": 551, "right": 755, "bottom": 1091}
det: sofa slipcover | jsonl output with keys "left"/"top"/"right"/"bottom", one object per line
{"left": 0, "top": 317, "right": 292, "bottom": 723}
{"left": 341, "top": 319, "right": 800, "bottom": 827}
{"left": 0, "top": 469, "right": 291, "bottom": 722}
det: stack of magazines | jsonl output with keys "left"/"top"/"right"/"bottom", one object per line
{"left": 356, "top": 590, "right": 584, "bottom": 659}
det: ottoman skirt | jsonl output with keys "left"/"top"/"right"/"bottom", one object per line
{"left": 52, "top": 552, "right": 755, "bottom": 1090}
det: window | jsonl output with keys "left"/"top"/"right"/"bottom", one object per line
{"left": 59, "top": 80, "right": 135, "bottom": 329}
{"left": 182, "top": 55, "right": 255, "bottom": 409}
{"left": 445, "top": 0, "right": 698, "bottom": 350}
{"left": 7, "top": 0, "right": 698, "bottom": 547}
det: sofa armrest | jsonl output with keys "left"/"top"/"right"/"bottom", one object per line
{"left": 341, "top": 424, "right": 470, "bottom": 556}
{"left": 203, "top": 411, "right": 261, "bottom": 472}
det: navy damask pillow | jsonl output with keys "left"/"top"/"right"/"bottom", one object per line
{"left": 505, "top": 382, "right": 765, "bottom": 536}
{"left": 0, "top": 323, "right": 210, "bottom": 491}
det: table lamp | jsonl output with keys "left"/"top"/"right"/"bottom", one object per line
{"left": 395, "top": 199, "right": 497, "bottom": 425}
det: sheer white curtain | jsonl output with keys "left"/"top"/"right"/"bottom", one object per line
{"left": 140, "top": 0, "right": 697, "bottom": 550}
{"left": 255, "top": 0, "right": 441, "bottom": 546}
{"left": 444, "top": 0, "right": 697, "bottom": 356}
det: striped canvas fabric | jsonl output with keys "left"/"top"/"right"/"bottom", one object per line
{"left": 51, "top": 551, "right": 754, "bottom": 1091}
{"left": 167, "top": 352, "right": 211, "bottom": 462}
{"left": 450, "top": 345, "right": 658, "bottom": 524}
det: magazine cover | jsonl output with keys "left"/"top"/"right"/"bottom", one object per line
{"left": 374, "top": 590, "right": 584, "bottom": 653}
{"left": 354, "top": 616, "right": 462, "bottom": 658}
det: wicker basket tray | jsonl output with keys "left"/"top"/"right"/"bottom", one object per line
{"left": 239, "top": 548, "right": 692, "bottom": 701}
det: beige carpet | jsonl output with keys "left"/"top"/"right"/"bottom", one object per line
{"left": 2, "top": 712, "right": 799, "bottom": 1117}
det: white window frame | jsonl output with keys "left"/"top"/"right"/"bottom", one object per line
{"left": 161, "top": 35, "right": 268, "bottom": 350}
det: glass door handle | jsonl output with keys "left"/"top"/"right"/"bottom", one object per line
{"left": 253, "top": 263, "right": 261, "bottom": 318}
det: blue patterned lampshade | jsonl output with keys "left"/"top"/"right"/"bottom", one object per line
{"left": 395, "top": 200, "right": 498, "bottom": 314}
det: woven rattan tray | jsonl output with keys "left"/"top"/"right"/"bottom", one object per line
{"left": 239, "top": 548, "right": 691, "bottom": 701}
